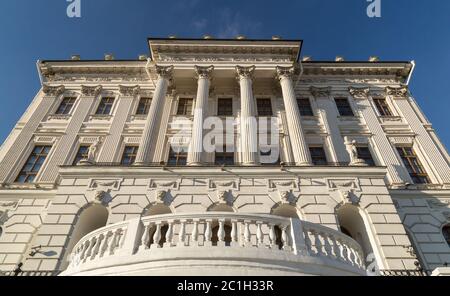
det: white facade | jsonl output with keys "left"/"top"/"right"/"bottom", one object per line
{"left": 0, "top": 37, "right": 449, "bottom": 276}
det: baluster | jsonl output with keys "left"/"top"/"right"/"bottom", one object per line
{"left": 85, "top": 237, "right": 96, "bottom": 259}
{"left": 218, "top": 220, "right": 225, "bottom": 245}
{"left": 303, "top": 229, "right": 312, "bottom": 254}
{"left": 281, "top": 225, "right": 291, "bottom": 251}
{"left": 269, "top": 224, "right": 276, "bottom": 249}
{"left": 244, "top": 221, "right": 251, "bottom": 246}
{"left": 348, "top": 245, "right": 356, "bottom": 266}
{"left": 178, "top": 221, "right": 186, "bottom": 246}
{"left": 165, "top": 221, "right": 174, "bottom": 247}
{"left": 340, "top": 239, "right": 349, "bottom": 263}
{"left": 109, "top": 229, "right": 121, "bottom": 255}
{"left": 91, "top": 234, "right": 103, "bottom": 259}
{"left": 152, "top": 224, "right": 162, "bottom": 248}
{"left": 204, "top": 220, "right": 212, "bottom": 246}
{"left": 231, "top": 220, "right": 238, "bottom": 246}
{"left": 140, "top": 224, "right": 151, "bottom": 250}
{"left": 80, "top": 242, "right": 90, "bottom": 261}
{"left": 191, "top": 220, "right": 199, "bottom": 246}
{"left": 321, "top": 232, "right": 332, "bottom": 258}
{"left": 256, "top": 223, "right": 264, "bottom": 246}
{"left": 99, "top": 231, "right": 112, "bottom": 257}
{"left": 329, "top": 235, "right": 340, "bottom": 259}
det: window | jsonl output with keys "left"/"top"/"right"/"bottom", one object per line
{"left": 217, "top": 98, "right": 233, "bottom": 116}
{"left": 297, "top": 98, "right": 314, "bottom": 116}
{"left": 335, "top": 98, "right": 354, "bottom": 116}
{"left": 309, "top": 146, "right": 328, "bottom": 165}
{"left": 167, "top": 147, "right": 187, "bottom": 166}
{"left": 215, "top": 147, "right": 234, "bottom": 165}
{"left": 356, "top": 146, "right": 376, "bottom": 166}
{"left": 73, "top": 145, "right": 89, "bottom": 165}
{"left": 397, "top": 147, "right": 430, "bottom": 184}
{"left": 260, "top": 149, "right": 280, "bottom": 165}
{"left": 257, "top": 98, "right": 273, "bottom": 116}
{"left": 177, "top": 98, "right": 193, "bottom": 115}
{"left": 373, "top": 98, "right": 393, "bottom": 116}
{"left": 121, "top": 146, "right": 139, "bottom": 165}
{"left": 443, "top": 225, "right": 450, "bottom": 247}
{"left": 136, "top": 97, "right": 152, "bottom": 115}
{"left": 15, "top": 146, "right": 52, "bottom": 183}
{"left": 55, "top": 97, "right": 76, "bottom": 115}
{"left": 96, "top": 97, "right": 115, "bottom": 115}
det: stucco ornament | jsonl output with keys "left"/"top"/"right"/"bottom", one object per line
{"left": 155, "top": 190, "right": 167, "bottom": 204}
{"left": 339, "top": 189, "right": 360, "bottom": 206}
{"left": 344, "top": 137, "right": 367, "bottom": 166}
{"left": 93, "top": 189, "right": 111, "bottom": 205}
{"left": 279, "top": 190, "right": 296, "bottom": 205}
{"left": 79, "top": 139, "right": 102, "bottom": 165}
{"left": 217, "top": 190, "right": 233, "bottom": 206}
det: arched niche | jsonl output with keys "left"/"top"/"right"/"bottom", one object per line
{"left": 62, "top": 204, "right": 109, "bottom": 269}
{"left": 336, "top": 204, "right": 384, "bottom": 269}
{"left": 271, "top": 203, "right": 301, "bottom": 219}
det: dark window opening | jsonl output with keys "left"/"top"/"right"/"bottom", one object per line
{"left": 55, "top": 97, "right": 76, "bottom": 115}
{"left": 297, "top": 98, "right": 314, "bottom": 116}
{"left": 215, "top": 147, "right": 234, "bottom": 165}
{"left": 356, "top": 146, "right": 376, "bottom": 166}
{"left": 335, "top": 98, "right": 354, "bottom": 116}
{"left": 167, "top": 147, "right": 187, "bottom": 166}
{"left": 309, "top": 146, "right": 328, "bottom": 166}
{"left": 16, "top": 146, "right": 52, "bottom": 183}
{"left": 121, "top": 146, "right": 138, "bottom": 165}
{"left": 217, "top": 98, "right": 233, "bottom": 116}
{"left": 73, "top": 145, "right": 89, "bottom": 165}
{"left": 177, "top": 98, "right": 193, "bottom": 115}
{"left": 397, "top": 147, "right": 430, "bottom": 184}
{"left": 96, "top": 97, "right": 115, "bottom": 115}
{"left": 136, "top": 97, "right": 152, "bottom": 115}
{"left": 257, "top": 98, "right": 273, "bottom": 116}
{"left": 373, "top": 98, "right": 393, "bottom": 116}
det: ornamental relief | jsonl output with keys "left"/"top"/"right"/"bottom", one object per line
{"left": 208, "top": 179, "right": 240, "bottom": 191}
{"left": 149, "top": 179, "right": 180, "bottom": 190}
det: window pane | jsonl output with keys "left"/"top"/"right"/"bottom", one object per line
{"left": 96, "top": 98, "right": 115, "bottom": 115}
{"left": 177, "top": 98, "right": 193, "bottom": 115}
{"left": 297, "top": 98, "right": 314, "bottom": 116}
{"left": 136, "top": 98, "right": 152, "bottom": 115}
{"left": 373, "top": 98, "right": 393, "bottom": 116}
{"left": 356, "top": 147, "right": 375, "bottom": 166}
{"left": 16, "top": 145, "right": 51, "bottom": 183}
{"left": 167, "top": 147, "right": 187, "bottom": 166}
{"left": 73, "top": 145, "right": 90, "bottom": 165}
{"left": 309, "top": 147, "right": 327, "bottom": 165}
{"left": 56, "top": 98, "right": 76, "bottom": 115}
{"left": 397, "top": 146, "right": 430, "bottom": 184}
{"left": 121, "top": 146, "right": 138, "bottom": 165}
{"left": 218, "top": 98, "right": 233, "bottom": 116}
{"left": 257, "top": 99, "right": 273, "bottom": 116}
{"left": 335, "top": 98, "right": 354, "bottom": 116}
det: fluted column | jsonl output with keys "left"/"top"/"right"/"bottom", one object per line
{"left": 134, "top": 65, "right": 173, "bottom": 165}
{"left": 276, "top": 66, "right": 311, "bottom": 165}
{"left": 187, "top": 66, "right": 214, "bottom": 165}
{"left": 236, "top": 66, "right": 258, "bottom": 165}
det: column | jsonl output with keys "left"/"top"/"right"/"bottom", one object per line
{"left": 388, "top": 86, "right": 450, "bottom": 186}
{"left": 310, "top": 86, "right": 349, "bottom": 164}
{"left": 134, "top": 65, "right": 173, "bottom": 165}
{"left": 276, "top": 66, "right": 311, "bottom": 165}
{"left": 96, "top": 86, "right": 138, "bottom": 162}
{"left": 39, "top": 86, "right": 101, "bottom": 182}
{"left": 0, "top": 85, "right": 64, "bottom": 183}
{"left": 349, "top": 87, "right": 411, "bottom": 186}
{"left": 187, "top": 66, "right": 214, "bottom": 165}
{"left": 236, "top": 66, "right": 258, "bottom": 165}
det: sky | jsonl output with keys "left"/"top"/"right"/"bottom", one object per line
{"left": 0, "top": 0, "right": 449, "bottom": 150}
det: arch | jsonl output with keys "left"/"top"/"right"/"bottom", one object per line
{"left": 271, "top": 203, "right": 301, "bottom": 219}
{"left": 442, "top": 224, "right": 450, "bottom": 247}
{"left": 336, "top": 204, "right": 385, "bottom": 269}
{"left": 144, "top": 204, "right": 173, "bottom": 216}
{"left": 62, "top": 204, "right": 109, "bottom": 269}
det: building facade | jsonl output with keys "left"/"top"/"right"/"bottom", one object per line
{"left": 0, "top": 37, "right": 449, "bottom": 276}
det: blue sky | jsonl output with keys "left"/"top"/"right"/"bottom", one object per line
{"left": 0, "top": 0, "right": 449, "bottom": 150}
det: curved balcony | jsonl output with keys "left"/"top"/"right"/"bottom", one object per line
{"left": 61, "top": 213, "right": 367, "bottom": 276}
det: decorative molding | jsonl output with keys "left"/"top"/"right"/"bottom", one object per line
{"left": 348, "top": 87, "right": 370, "bottom": 99}
{"left": 279, "top": 190, "right": 297, "bottom": 205}
{"left": 149, "top": 179, "right": 180, "bottom": 190}
{"left": 194, "top": 65, "right": 214, "bottom": 80}
{"left": 88, "top": 178, "right": 123, "bottom": 191}
{"left": 216, "top": 190, "right": 234, "bottom": 206}
{"left": 155, "top": 65, "right": 174, "bottom": 80}
{"left": 81, "top": 85, "right": 103, "bottom": 97}
{"left": 275, "top": 66, "right": 297, "bottom": 81}
{"left": 34, "top": 136, "right": 57, "bottom": 144}
{"left": 119, "top": 85, "right": 140, "bottom": 97}
{"left": 42, "top": 85, "right": 65, "bottom": 97}
{"left": 386, "top": 86, "right": 409, "bottom": 98}
{"left": 327, "top": 178, "right": 361, "bottom": 192}
{"left": 268, "top": 179, "right": 299, "bottom": 191}
{"left": 389, "top": 136, "right": 414, "bottom": 145}
{"left": 310, "top": 86, "right": 331, "bottom": 98}
{"left": 208, "top": 179, "right": 240, "bottom": 191}
{"left": 47, "top": 114, "right": 72, "bottom": 121}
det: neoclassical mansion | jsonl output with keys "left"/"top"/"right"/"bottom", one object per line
{"left": 0, "top": 37, "right": 449, "bottom": 276}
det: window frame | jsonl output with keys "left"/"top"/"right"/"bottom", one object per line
{"left": 167, "top": 147, "right": 188, "bottom": 166}
{"left": 95, "top": 97, "right": 116, "bottom": 115}
{"left": 309, "top": 146, "right": 328, "bottom": 166}
{"left": 217, "top": 98, "right": 233, "bottom": 116}
{"left": 215, "top": 146, "right": 235, "bottom": 165}
{"left": 396, "top": 146, "right": 431, "bottom": 184}
{"left": 256, "top": 98, "right": 273, "bottom": 117}
{"left": 72, "top": 145, "right": 90, "bottom": 166}
{"left": 176, "top": 98, "right": 194, "bottom": 116}
{"left": 135, "top": 97, "right": 152, "bottom": 116}
{"left": 356, "top": 146, "right": 376, "bottom": 166}
{"left": 120, "top": 146, "right": 139, "bottom": 165}
{"left": 15, "top": 145, "right": 52, "bottom": 183}
{"left": 373, "top": 97, "right": 393, "bottom": 117}
{"left": 55, "top": 97, "right": 77, "bottom": 115}
{"left": 297, "top": 98, "right": 314, "bottom": 116}
{"left": 334, "top": 97, "right": 355, "bottom": 117}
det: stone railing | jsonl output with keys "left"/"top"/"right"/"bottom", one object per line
{"left": 64, "top": 212, "right": 366, "bottom": 275}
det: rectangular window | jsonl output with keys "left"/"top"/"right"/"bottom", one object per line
{"left": 72, "top": 145, "right": 89, "bottom": 165}
{"left": 177, "top": 98, "right": 193, "bottom": 116}
{"left": 136, "top": 97, "right": 152, "bottom": 115}
{"left": 397, "top": 147, "right": 430, "bottom": 184}
{"left": 356, "top": 146, "right": 376, "bottom": 166}
{"left": 15, "top": 146, "right": 52, "bottom": 183}
{"left": 55, "top": 97, "right": 76, "bottom": 115}
{"left": 309, "top": 146, "right": 328, "bottom": 166}
{"left": 121, "top": 146, "right": 139, "bottom": 165}
{"left": 217, "top": 98, "right": 233, "bottom": 116}
{"left": 335, "top": 98, "right": 354, "bottom": 116}
{"left": 96, "top": 97, "right": 115, "bottom": 115}
{"left": 215, "top": 147, "right": 234, "bottom": 165}
{"left": 257, "top": 98, "right": 273, "bottom": 116}
{"left": 297, "top": 98, "right": 314, "bottom": 116}
{"left": 373, "top": 98, "right": 393, "bottom": 116}
{"left": 167, "top": 147, "right": 187, "bottom": 166}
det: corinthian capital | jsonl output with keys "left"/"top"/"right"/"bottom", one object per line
{"left": 235, "top": 65, "right": 256, "bottom": 80}
{"left": 43, "top": 85, "right": 65, "bottom": 97}
{"left": 81, "top": 85, "right": 103, "bottom": 97}
{"left": 195, "top": 65, "right": 214, "bottom": 80}
{"left": 386, "top": 86, "right": 409, "bottom": 98}
{"left": 155, "top": 65, "right": 174, "bottom": 80}
{"left": 310, "top": 86, "right": 331, "bottom": 98}
{"left": 275, "top": 66, "right": 296, "bottom": 81}
{"left": 349, "top": 87, "right": 370, "bottom": 99}
{"left": 119, "top": 85, "right": 140, "bottom": 97}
